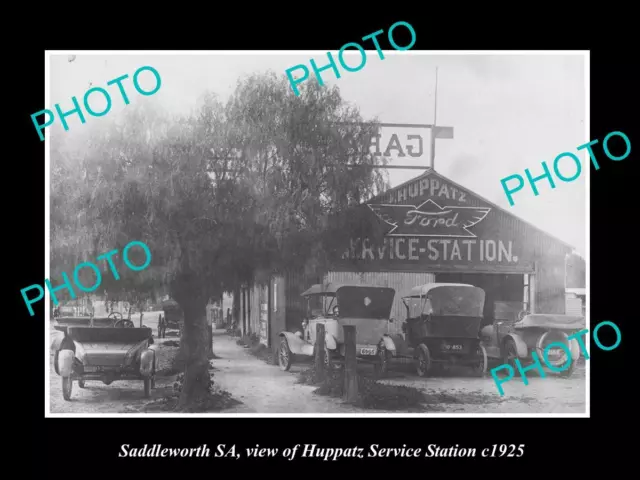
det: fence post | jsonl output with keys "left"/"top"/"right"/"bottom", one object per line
{"left": 315, "top": 323, "right": 326, "bottom": 382}
{"left": 343, "top": 325, "right": 358, "bottom": 402}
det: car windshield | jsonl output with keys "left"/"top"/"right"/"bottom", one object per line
{"left": 307, "top": 295, "right": 335, "bottom": 317}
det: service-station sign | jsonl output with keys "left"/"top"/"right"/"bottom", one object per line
{"left": 337, "top": 172, "right": 532, "bottom": 273}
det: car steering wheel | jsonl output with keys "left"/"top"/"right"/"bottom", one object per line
{"left": 108, "top": 312, "right": 123, "bottom": 322}
{"left": 114, "top": 319, "right": 135, "bottom": 328}
{"left": 332, "top": 305, "right": 339, "bottom": 316}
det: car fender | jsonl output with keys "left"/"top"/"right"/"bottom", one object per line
{"left": 58, "top": 349, "right": 75, "bottom": 377}
{"left": 503, "top": 333, "right": 528, "bottom": 358}
{"left": 380, "top": 334, "right": 403, "bottom": 354}
{"left": 140, "top": 348, "right": 155, "bottom": 377}
{"left": 279, "top": 331, "right": 309, "bottom": 355}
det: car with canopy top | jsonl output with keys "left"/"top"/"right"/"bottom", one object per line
{"left": 480, "top": 312, "right": 584, "bottom": 377}
{"left": 377, "top": 283, "right": 488, "bottom": 377}
{"left": 157, "top": 299, "right": 183, "bottom": 338}
{"left": 277, "top": 283, "right": 396, "bottom": 375}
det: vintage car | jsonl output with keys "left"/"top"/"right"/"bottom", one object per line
{"left": 378, "top": 283, "right": 488, "bottom": 377}
{"left": 158, "top": 299, "right": 183, "bottom": 338}
{"left": 277, "top": 283, "right": 396, "bottom": 374}
{"left": 480, "top": 312, "right": 584, "bottom": 377}
{"left": 51, "top": 317, "right": 156, "bottom": 400}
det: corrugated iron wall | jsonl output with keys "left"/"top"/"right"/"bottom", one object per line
{"left": 565, "top": 295, "right": 583, "bottom": 316}
{"left": 532, "top": 230, "right": 570, "bottom": 314}
{"left": 324, "top": 271, "right": 435, "bottom": 335}
{"left": 248, "top": 284, "right": 262, "bottom": 335}
{"left": 460, "top": 193, "right": 572, "bottom": 315}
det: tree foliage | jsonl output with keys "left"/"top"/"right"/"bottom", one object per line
{"left": 50, "top": 71, "right": 390, "bottom": 406}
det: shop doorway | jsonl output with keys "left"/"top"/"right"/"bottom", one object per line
{"left": 434, "top": 273, "right": 525, "bottom": 326}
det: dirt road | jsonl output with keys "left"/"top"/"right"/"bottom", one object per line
{"left": 210, "top": 333, "right": 366, "bottom": 413}
{"left": 211, "top": 333, "right": 586, "bottom": 414}
{"left": 373, "top": 362, "right": 586, "bottom": 414}
{"left": 48, "top": 324, "right": 586, "bottom": 414}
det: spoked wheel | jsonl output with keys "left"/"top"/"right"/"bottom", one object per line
{"left": 503, "top": 339, "right": 521, "bottom": 376}
{"left": 278, "top": 338, "right": 293, "bottom": 371}
{"left": 558, "top": 357, "right": 576, "bottom": 378}
{"left": 62, "top": 377, "right": 73, "bottom": 401}
{"left": 78, "top": 379, "right": 86, "bottom": 388}
{"left": 373, "top": 345, "right": 390, "bottom": 378}
{"left": 416, "top": 343, "right": 431, "bottom": 377}
{"left": 473, "top": 344, "right": 488, "bottom": 377}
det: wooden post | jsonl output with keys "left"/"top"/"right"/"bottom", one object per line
{"left": 315, "top": 323, "right": 326, "bottom": 382}
{"left": 343, "top": 325, "right": 358, "bottom": 402}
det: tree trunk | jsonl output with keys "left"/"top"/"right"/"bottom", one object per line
{"left": 177, "top": 301, "right": 210, "bottom": 408}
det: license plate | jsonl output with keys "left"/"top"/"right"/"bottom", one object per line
{"left": 84, "top": 366, "right": 99, "bottom": 372}
{"left": 546, "top": 349, "right": 563, "bottom": 357}
{"left": 359, "top": 347, "right": 376, "bottom": 356}
{"left": 442, "top": 344, "right": 463, "bottom": 351}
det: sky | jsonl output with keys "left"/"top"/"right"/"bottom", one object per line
{"left": 49, "top": 52, "right": 587, "bottom": 255}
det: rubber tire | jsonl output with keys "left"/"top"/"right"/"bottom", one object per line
{"left": 78, "top": 379, "right": 86, "bottom": 388}
{"left": 62, "top": 377, "right": 73, "bottom": 401}
{"left": 558, "top": 359, "right": 576, "bottom": 378}
{"left": 151, "top": 359, "right": 156, "bottom": 389}
{"left": 473, "top": 344, "right": 488, "bottom": 377}
{"left": 53, "top": 350, "right": 60, "bottom": 376}
{"left": 278, "top": 338, "right": 293, "bottom": 371}
{"left": 503, "top": 339, "right": 521, "bottom": 376}
{"left": 416, "top": 343, "right": 431, "bottom": 377}
{"left": 144, "top": 377, "right": 151, "bottom": 398}
{"left": 373, "top": 346, "right": 390, "bottom": 379}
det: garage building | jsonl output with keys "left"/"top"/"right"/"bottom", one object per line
{"left": 237, "top": 168, "right": 579, "bottom": 359}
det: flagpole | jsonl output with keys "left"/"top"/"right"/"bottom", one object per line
{"left": 430, "top": 67, "right": 438, "bottom": 170}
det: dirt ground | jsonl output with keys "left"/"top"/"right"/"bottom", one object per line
{"left": 371, "top": 361, "right": 586, "bottom": 413}
{"left": 48, "top": 323, "right": 586, "bottom": 414}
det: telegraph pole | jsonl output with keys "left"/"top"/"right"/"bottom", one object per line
{"left": 430, "top": 67, "right": 439, "bottom": 170}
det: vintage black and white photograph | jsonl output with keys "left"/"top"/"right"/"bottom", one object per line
{"left": 46, "top": 51, "right": 587, "bottom": 416}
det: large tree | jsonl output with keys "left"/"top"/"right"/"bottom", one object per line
{"left": 50, "top": 72, "right": 389, "bottom": 408}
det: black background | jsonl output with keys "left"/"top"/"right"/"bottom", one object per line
{"left": 13, "top": 9, "right": 634, "bottom": 475}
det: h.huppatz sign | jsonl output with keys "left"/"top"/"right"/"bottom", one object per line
{"left": 337, "top": 173, "right": 532, "bottom": 273}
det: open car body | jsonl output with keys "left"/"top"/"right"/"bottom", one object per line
{"left": 51, "top": 321, "right": 156, "bottom": 401}
{"left": 480, "top": 313, "right": 585, "bottom": 376}
{"left": 381, "top": 283, "right": 488, "bottom": 376}
{"left": 277, "top": 283, "right": 396, "bottom": 370}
